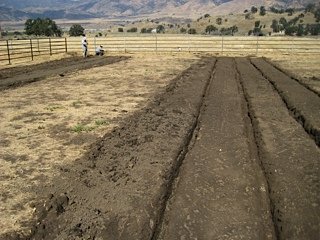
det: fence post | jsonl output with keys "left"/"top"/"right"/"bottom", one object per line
{"left": 124, "top": 35, "right": 126, "bottom": 53}
{"left": 155, "top": 34, "right": 158, "bottom": 52}
{"left": 49, "top": 38, "right": 52, "bottom": 55}
{"left": 6, "top": 40, "right": 11, "bottom": 65}
{"left": 65, "top": 38, "right": 68, "bottom": 53}
{"left": 30, "top": 39, "right": 34, "bottom": 61}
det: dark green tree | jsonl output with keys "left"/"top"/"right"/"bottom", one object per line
{"left": 286, "top": 8, "right": 294, "bottom": 16}
{"left": 141, "top": 28, "right": 147, "bottom": 33}
{"left": 127, "top": 27, "right": 137, "bottom": 33}
{"left": 25, "top": 18, "right": 62, "bottom": 37}
{"left": 204, "top": 13, "right": 210, "bottom": 18}
{"left": 230, "top": 25, "right": 238, "bottom": 35}
{"left": 180, "top": 27, "right": 187, "bottom": 33}
{"left": 271, "top": 19, "right": 280, "bottom": 32}
{"left": 296, "top": 24, "right": 304, "bottom": 36}
{"left": 69, "top": 24, "right": 84, "bottom": 36}
{"left": 251, "top": 6, "right": 258, "bottom": 14}
{"left": 260, "top": 6, "right": 266, "bottom": 16}
{"left": 188, "top": 28, "right": 197, "bottom": 34}
{"left": 157, "top": 25, "right": 165, "bottom": 33}
{"left": 216, "top": 17, "right": 222, "bottom": 25}
{"left": 285, "top": 25, "right": 297, "bottom": 35}
{"left": 205, "top": 25, "right": 217, "bottom": 34}
{"left": 309, "top": 24, "right": 320, "bottom": 35}
{"left": 118, "top": 28, "right": 124, "bottom": 32}
{"left": 315, "top": 8, "right": 320, "bottom": 22}
{"left": 279, "top": 17, "right": 288, "bottom": 31}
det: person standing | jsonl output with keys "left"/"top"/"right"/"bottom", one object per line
{"left": 81, "top": 34, "right": 88, "bottom": 57}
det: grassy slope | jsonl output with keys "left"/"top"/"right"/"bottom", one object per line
{"left": 106, "top": 11, "right": 317, "bottom": 36}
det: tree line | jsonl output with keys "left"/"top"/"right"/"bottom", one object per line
{"left": 16, "top": 4, "right": 320, "bottom": 38}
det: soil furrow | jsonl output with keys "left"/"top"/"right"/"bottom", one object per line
{"left": 236, "top": 57, "right": 320, "bottom": 240}
{"left": 158, "top": 57, "right": 275, "bottom": 240}
{"left": 250, "top": 58, "right": 320, "bottom": 146}
{"left": 150, "top": 58, "right": 217, "bottom": 240}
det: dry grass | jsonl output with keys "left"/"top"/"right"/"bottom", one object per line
{"left": 268, "top": 54, "right": 320, "bottom": 93}
{"left": 0, "top": 52, "right": 199, "bottom": 236}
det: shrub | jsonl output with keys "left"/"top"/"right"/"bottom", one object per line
{"left": 251, "top": 6, "right": 258, "bottom": 14}
{"left": 69, "top": 24, "right": 84, "bottom": 36}
{"left": 205, "top": 25, "right": 217, "bottom": 34}
{"left": 188, "top": 28, "right": 196, "bottom": 34}
{"left": 260, "top": 6, "right": 266, "bottom": 16}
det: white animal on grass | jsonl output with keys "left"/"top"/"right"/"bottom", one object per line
{"left": 151, "top": 29, "right": 157, "bottom": 33}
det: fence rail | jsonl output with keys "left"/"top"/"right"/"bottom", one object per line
{"left": 1, "top": 35, "right": 320, "bottom": 65}
{"left": 0, "top": 38, "right": 67, "bottom": 65}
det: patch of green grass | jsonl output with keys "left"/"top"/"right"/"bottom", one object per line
{"left": 45, "top": 104, "right": 64, "bottom": 112}
{"left": 95, "top": 119, "right": 109, "bottom": 126}
{"left": 71, "top": 100, "right": 83, "bottom": 108}
{"left": 71, "top": 124, "right": 95, "bottom": 133}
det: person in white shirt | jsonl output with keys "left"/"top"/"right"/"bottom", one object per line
{"left": 81, "top": 34, "right": 88, "bottom": 57}
{"left": 95, "top": 45, "right": 104, "bottom": 56}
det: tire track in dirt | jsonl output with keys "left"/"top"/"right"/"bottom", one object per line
{"left": 250, "top": 58, "right": 320, "bottom": 146}
{"left": 0, "top": 56, "right": 128, "bottom": 91}
{"left": 236, "top": 57, "right": 320, "bottom": 240}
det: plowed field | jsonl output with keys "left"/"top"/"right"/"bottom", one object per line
{"left": 0, "top": 54, "right": 319, "bottom": 240}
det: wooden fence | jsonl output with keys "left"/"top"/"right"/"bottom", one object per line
{"left": 1, "top": 35, "right": 320, "bottom": 65}
{"left": 0, "top": 38, "right": 67, "bottom": 65}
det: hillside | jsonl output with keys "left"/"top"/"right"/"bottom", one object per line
{"left": 104, "top": 10, "right": 318, "bottom": 36}
{"left": 0, "top": 0, "right": 317, "bottom": 20}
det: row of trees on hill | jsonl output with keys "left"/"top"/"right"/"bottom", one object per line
{"left": 22, "top": 3, "right": 320, "bottom": 38}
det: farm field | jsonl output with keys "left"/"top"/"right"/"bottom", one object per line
{"left": 0, "top": 53, "right": 319, "bottom": 239}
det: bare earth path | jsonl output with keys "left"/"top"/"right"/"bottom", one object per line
{"left": 0, "top": 56, "right": 319, "bottom": 239}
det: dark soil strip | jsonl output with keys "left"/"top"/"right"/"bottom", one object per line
{"left": 250, "top": 58, "right": 320, "bottom": 146}
{"left": 0, "top": 56, "right": 129, "bottom": 91}
{"left": 158, "top": 58, "right": 275, "bottom": 239}
{"left": 1, "top": 58, "right": 216, "bottom": 240}
{"left": 236, "top": 57, "right": 320, "bottom": 240}
{"left": 150, "top": 58, "right": 217, "bottom": 240}
{"left": 235, "top": 59, "right": 279, "bottom": 239}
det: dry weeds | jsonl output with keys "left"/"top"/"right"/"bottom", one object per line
{"left": 0, "top": 53, "right": 199, "bottom": 235}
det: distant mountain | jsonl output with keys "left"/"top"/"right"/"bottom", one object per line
{"left": 0, "top": 0, "right": 316, "bottom": 21}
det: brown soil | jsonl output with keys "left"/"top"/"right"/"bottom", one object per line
{"left": 0, "top": 55, "right": 319, "bottom": 240}
{"left": 0, "top": 55, "right": 128, "bottom": 90}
